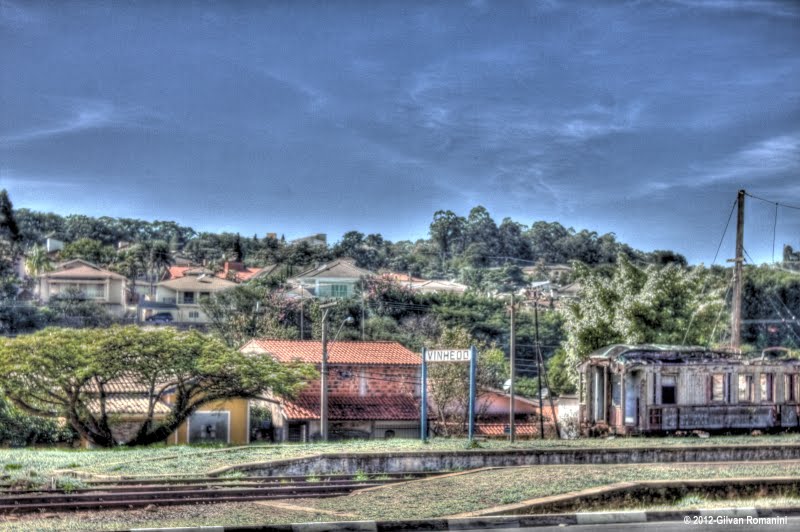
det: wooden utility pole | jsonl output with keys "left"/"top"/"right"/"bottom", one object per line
{"left": 534, "top": 299, "right": 544, "bottom": 439}
{"left": 319, "top": 302, "right": 337, "bottom": 441}
{"left": 508, "top": 294, "right": 516, "bottom": 442}
{"left": 731, "top": 189, "right": 745, "bottom": 350}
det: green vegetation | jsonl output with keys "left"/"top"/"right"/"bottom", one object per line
{"left": 6, "top": 461, "right": 800, "bottom": 531}
{"left": 305, "top": 461, "right": 800, "bottom": 520}
{"left": 0, "top": 326, "right": 315, "bottom": 447}
{"left": 4, "top": 435, "right": 800, "bottom": 479}
{"left": 563, "top": 256, "right": 727, "bottom": 380}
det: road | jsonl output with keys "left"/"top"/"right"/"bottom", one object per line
{"left": 458, "top": 516, "right": 800, "bottom": 531}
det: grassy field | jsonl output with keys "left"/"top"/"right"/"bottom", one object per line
{"left": 5, "top": 460, "right": 800, "bottom": 531}
{"left": 4, "top": 433, "right": 800, "bottom": 479}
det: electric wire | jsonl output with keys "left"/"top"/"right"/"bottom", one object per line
{"left": 681, "top": 197, "right": 738, "bottom": 346}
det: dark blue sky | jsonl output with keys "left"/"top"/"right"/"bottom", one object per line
{"left": 1, "top": 0, "right": 798, "bottom": 264}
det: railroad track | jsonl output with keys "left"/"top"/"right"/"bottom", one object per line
{"left": 0, "top": 471, "right": 440, "bottom": 514}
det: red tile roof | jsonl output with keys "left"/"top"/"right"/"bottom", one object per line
{"left": 242, "top": 339, "right": 421, "bottom": 365}
{"left": 475, "top": 423, "right": 539, "bottom": 437}
{"left": 282, "top": 394, "right": 420, "bottom": 421}
{"left": 164, "top": 264, "right": 264, "bottom": 282}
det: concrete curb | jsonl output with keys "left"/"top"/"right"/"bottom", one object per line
{"left": 128, "top": 506, "right": 800, "bottom": 531}
{"left": 455, "top": 475, "right": 800, "bottom": 517}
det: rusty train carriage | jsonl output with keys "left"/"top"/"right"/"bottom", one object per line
{"left": 578, "top": 345, "right": 800, "bottom": 435}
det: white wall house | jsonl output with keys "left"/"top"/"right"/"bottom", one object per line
{"left": 36, "top": 259, "right": 127, "bottom": 316}
{"left": 140, "top": 272, "right": 236, "bottom": 324}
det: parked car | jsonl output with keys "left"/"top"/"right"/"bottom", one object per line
{"left": 145, "top": 312, "right": 174, "bottom": 324}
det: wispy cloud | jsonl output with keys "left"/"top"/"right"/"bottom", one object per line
{"left": 668, "top": 0, "right": 800, "bottom": 18}
{"left": 0, "top": 0, "right": 37, "bottom": 27}
{"left": 0, "top": 100, "right": 156, "bottom": 146}
{"left": 692, "top": 133, "right": 800, "bottom": 186}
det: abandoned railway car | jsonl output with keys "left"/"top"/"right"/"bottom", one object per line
{"left": 579, "top": 344, "right": 800, "bottom": 435}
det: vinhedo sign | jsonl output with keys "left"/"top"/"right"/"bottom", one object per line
{"left": 424, "top": 349, "right": 472, "bottom": 362}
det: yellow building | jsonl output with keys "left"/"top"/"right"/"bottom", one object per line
{"left": 81, "top": 376, "right": 254, "bottom": 447}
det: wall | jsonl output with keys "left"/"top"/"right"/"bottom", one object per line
{"left": 301, "top": 364, "right": 420, "bottom": 397}
{"left": 175, "top": 398, "right": 249, "bottom": 445}
{"left": 218, "top": 444, "right": 800, "bottom": 476}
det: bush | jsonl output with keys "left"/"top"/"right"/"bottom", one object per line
{"left": 0, "top": 395, "right": 76, "bottom": 447}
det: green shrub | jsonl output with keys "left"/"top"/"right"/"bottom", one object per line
{"left": 0, "top": 395, "right": 76, "bottom": 447}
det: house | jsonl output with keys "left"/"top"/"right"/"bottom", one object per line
{"left": 80, "top": 374, "right": 250, "bottom": 447}
{"left": 410, "top": 279, "right": 468, "bottom": 294}
{"left": 380, "top": 272, "right": 468, "bottom": 295}
{"left": 290, "top": 233, "right": 327, "bottom": 248}
{"left": 164, "top": 261, "right": 267, "bottom": 283}
{"left": 139, "top": 270, "right": 237, "bottom": 324}
{"left": 240, "top": 339, "right": 423, "bottom": 441}
{"left": 35, "top": 259, "right": 127, "bottom": 316}
{"left": 291, "top": 259, "right": 373, "bottom": 299}
{"left": 578, "top": 344, "right": 800, "bottom": 436}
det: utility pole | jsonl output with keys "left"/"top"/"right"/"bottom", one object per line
{"left": 534, "top": 297, "right": 544, "bottom": 439}
{"left": 319, "top": 302, "right": 336, "bottom": 441}
{"left": 509, "top": 293, "right": 516, "bottom": 442}
{"left": 731, "top": 189, "right": 746, "bottom": 351}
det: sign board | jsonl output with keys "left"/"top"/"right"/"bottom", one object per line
{"left": 421, "top": 346, "right": 478, "bottom": 443}
{"left": 425, "top": 349, "right": 472, "bottom": 362}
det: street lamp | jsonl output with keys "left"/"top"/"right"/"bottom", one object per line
{"left": 320, "top": 304, "right": 354, "bottom": 441}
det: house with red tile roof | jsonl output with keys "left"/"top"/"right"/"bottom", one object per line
{"left": 163, "top": 261, "right": 274, "bottom": 283}
{"left": 240, "top": 339, "right": 424, "bottom": 441}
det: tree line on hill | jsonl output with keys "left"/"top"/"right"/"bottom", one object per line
{"left": 2, "top": 189, "right": 800, "bottom": 445}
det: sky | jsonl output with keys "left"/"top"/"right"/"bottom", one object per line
{"left": 1, "top": 0, "right": 798, "bottom": 264}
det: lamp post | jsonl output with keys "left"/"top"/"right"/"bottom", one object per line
{"left": 320, "top": 303, "right": 353, "bottom": 442}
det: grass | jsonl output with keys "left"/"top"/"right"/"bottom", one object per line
{"left": 5, "top": 433, "right": 800, "bottom": 479}
{"left": 6, "top": 461, "right": 800, "bottom": 531}
{"left": 302, "top": 461, "right": 800, "bottom": 520}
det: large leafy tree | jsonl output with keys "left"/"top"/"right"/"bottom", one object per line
{"left": 0, "top": 326, "right": 315, "bottom": 447}
{"left": 60, "top": 238, "right": 116, "bottom": 265}
{"left": 201, "top": 279, "right": 299, "bottom": 347}
{"left": 562, "top": 256, "right": 725, "bottom": 382}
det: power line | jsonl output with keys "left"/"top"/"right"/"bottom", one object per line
{"left": 744, "top": 191, "right": 800, "bottom": 212}
{"left": 681, "top": 197, "right": 737, "bottom": 346}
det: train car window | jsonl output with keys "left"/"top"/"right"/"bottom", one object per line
{"left": 738, "top": 374, "right": 754, "bottom": 402}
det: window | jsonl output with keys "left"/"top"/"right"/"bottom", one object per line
{"left": 761, "top": 373, "right": 774, "bottom": 402}
{"left": 710, "top": 374, "right": 725, "bottom": 402}
{"left": 182, "top": 291, "right": 195, "bottom": 304}
{"left": 739, "top": 374, "right": 754, "bottom": 402}
{"left": 330, "top": 284, "right": 349, "bottom": 298}
{"left": 661, "top": 375, "right": 676, "bottom": 404}
{"left": 188, "top": 311, "right": 200, "bottom": 319}
{"left": 787, "top": 374, "right": 798, "bottom": 403}
{"left": 187, "top": 411, "right": 229, "bottom": 444}
{"left": 199, "top": 291, "right": 211, "bottom": 303}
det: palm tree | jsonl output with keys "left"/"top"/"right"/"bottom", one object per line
{"left": 143, "top": 240, "right": 174, "bottom": 296}
{"left": 24, "top": 245, "right": 53, "bottom": 277}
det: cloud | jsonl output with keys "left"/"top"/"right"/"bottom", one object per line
{"left": 692, "top": 133, "right": 800, "bottom": 186}
{"left": 0, "top": 100, "right": 158, "bottom": 146}
{"left": 0, "top": 0, "right": 37, "bottom": 26}
{"left": 667, "top": 0, "right": 800, "bottom": 18}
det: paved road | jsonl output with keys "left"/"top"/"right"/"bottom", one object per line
{"left": 458, "top": 516, "right": 800, "bottom": 531}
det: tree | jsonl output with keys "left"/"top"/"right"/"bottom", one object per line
{"left": 562, "top": 256, "right": 725, "bottom": 383}
{"left": 0, "top": 326, "right": 315, "bottom": 447}
{"left": 60, "top": 238, "right": 116, "bottom": 265}
{"left": 429, "top": 210, "right": 466, "bottom": 262}
{"left": 427, "top": 326, "right": 507, "bottom": 436}
{"left": 24, "top": 245, "right": 53, "bottom": 277}
{"left": 201, "top": 280, "right": 299, "bottom": 347}
{"left": 42, "top": 287, "right": 116, "bottom": 328}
